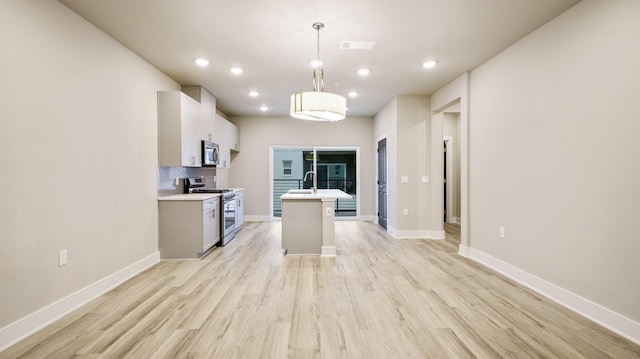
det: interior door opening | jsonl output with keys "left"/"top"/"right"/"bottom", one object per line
{"left": 444, "top": 139, "right": 447, "bottom": 223}
{"left": 377, "top": 138, "right": 387, "bottom": 229}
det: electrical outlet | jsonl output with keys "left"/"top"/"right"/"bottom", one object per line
{"left": 401, "top": 176, "right": 409, "bottom": 184}
{"left": 499, "top": 227, "right": 505, "bottom": 238}
{"left": 59, "top": 250, "right": 68, "bottom": 266}
{"left": 325, "top": 207, "right": 333, "bottom": 217}
{"left": 422, "top": 176, "right": 429, "bottom": 183}
{"left": 403, "top": 208, "right": 409, "bottom": 216}
{"left": 174, "top": 178, "right": 180, "bottom": 186}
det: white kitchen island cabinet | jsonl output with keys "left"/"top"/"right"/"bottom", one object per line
{"left": 280, "top": 189, "right": 351, "bottom": 256}
{"left": 158, "top": 194, "right": 220, "bottom": 259}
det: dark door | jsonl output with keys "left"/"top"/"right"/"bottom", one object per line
{"left": 444, "top": 140, "right": 447, "bottom": 222}
{"left": 377, "top": 138, "right": 387, "bottom": 229}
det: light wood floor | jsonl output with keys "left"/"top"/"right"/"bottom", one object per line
{"left": 3, "top": 221, "right": 639, "bottom": 358}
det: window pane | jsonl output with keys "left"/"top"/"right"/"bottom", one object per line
{"left": 272, "top": 147, "right": 357, "bottom": 218}
{"left": 315, "top": 149, "right": 357, "bottom": 217}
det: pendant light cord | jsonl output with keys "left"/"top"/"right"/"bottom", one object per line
{"left": 316, "top": 24, "right": 321, "bottom": 65}
{"left": 312, "top": 22, "right": 325, "bottom": 92}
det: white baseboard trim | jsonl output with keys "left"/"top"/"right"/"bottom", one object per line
{"left": 458, "top": 244, "right": 470, "bottom": 257}
{"left": 321, "top": 246, "right": 336, "bottom": 256}
{"left": 244, "top": 215, "right": 271, "bottom": 222}
{"left": 467, "top": 247, "right": 640, "bottom": 345}
{"left": 0, "top": 251, "right": 160, "bottom": 353}
{"left": 452, "top": 217, "right": 461, "bottom": 224}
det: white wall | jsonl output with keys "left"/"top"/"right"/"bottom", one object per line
{"left": 374, "top": 96, "right": 431, "bottom": 237}
{"left": 374, "top": 99, "right": 398, "bottom": 230}
{"left": 227, "top": 116, "right": 375, "bottom": 219}
{"left": 0, "top": 0, "right": 178, "bottom": 337}
{"left": 396, "top": 96, "right": 431, "bottom": 234}
{"left": 468, "top": 0, "right": 640, "bottom": 325}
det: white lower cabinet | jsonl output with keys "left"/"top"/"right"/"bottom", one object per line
{"left": 202, "top": 198, "right": 218, "bottom": 251}
{"left": 159, "top": 197, "right": 220, "bottom": 259}
{"left": 235, "top": 190, "right": 244, "bottom": 229}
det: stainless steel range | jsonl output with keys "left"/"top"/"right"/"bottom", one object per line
{"left": 184, "top": 178, "right": 237, "bottom": 246}
{"left": 219, "top": 191, "right": 237, "bottom": 246}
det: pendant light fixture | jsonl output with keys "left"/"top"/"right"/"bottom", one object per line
{"left": 290, "top": 22, "right": 347, "bottom": 122}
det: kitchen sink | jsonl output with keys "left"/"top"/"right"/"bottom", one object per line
{"left": 288, "top": 189, "right": 314, "bottom": 194}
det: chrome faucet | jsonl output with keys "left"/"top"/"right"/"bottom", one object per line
{"left": 303, "top": 170, "right": 317, "bottom": 193}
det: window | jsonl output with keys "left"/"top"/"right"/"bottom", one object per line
{"left": 283, "top": 160, "right": 292, "bottom": 176}
{"left": 272, "top": 147, "right": 358, "bottom": 218}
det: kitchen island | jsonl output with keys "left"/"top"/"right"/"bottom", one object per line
{"left": 280, "top": 189, "right": 352, "bottom": 256}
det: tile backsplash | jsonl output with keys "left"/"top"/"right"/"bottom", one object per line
{"left": 158, "top": 166, "right": 217, "bottom": 196}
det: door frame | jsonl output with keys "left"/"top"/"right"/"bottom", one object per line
{"left": 444, "top": 136, "right": 456, "bottom": 224}
{"left": 431, "top": 98, "right": 469, "bottom": 253}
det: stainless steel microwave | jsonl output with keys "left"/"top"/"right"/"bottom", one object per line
{"left": 202, "top": 140, "right": 219, "bottom": 167}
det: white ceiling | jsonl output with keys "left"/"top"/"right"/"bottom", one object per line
{"left": 59, "top": 0, "right": 580, "bottom": 118}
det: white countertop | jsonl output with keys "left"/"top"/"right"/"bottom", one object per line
{"left": 280, "top": 189, "right": 352, "bottom": 200}
{"left": 158, "top": 193, "right": 221, "bottom": 201}
{"left": 158, "top": 188, "right": 244, "bottom": 201}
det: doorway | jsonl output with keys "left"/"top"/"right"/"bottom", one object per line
{"left": 377, "top": 138, "right": 387, "bottom": 229}
{"left": 443, "top": 136, "right": 456, "bottom": 224}
{"left": 271, "top": 146, "right": 359, "bottom": 218}
{"left": 431, "top": 97, "right": 467, "bottom": 250}
{"left": 444, "top": 139, "right": 448, "bottom": 222}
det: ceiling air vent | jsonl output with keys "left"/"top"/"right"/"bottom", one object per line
{"left": 340, "top": 41, "right": 376, "bottom": 50}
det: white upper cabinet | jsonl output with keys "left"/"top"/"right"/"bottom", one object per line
{"left": 157, "top": 91, "right": 201, "bottom": 167}
{"left": 161, "top": 85, "right": 237, "bottom": 168}
{"left": 214, "top": 114, "right": 239, "bottom": 168}
{"left": 182, "top": 85, "right": 216, "bottom": 142}
{"left": 214, "top": 114, "right": 231, "bottom": 168}
{"left": 230, "top": 121, "right": 239, "bottom": 152}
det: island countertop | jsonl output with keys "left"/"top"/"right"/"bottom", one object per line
{"left": 280, "top": 189, "right": 351, "bottom": 200}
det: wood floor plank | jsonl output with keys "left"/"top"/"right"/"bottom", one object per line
{"left": 1, "top": 221, "right": 639, "bottom": 358}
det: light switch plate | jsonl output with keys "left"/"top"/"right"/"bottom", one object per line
{"left": 422, "top": 176, "right": 429, "bottom": 183}
{"left": 325, "top": 207, "right": 333, "bottom": 216}
{"left": 401, "top": 176, "right": 409, "bottom": 184}
{"left": 59, "top": 250, "right": 68, "bottom": 266}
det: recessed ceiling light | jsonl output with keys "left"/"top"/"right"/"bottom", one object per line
{"left": 422, "top": 60, "right": 438, "bottom": 69}
{"left": 310, "top": 60, "right": 323, "bottom": 68}
{"left": 260, "top": 105, "right": 268, "bottom": 111}
{"left": 357, "top": 68, "right": 370, "bottom": 76}
{"left": 249, "top": 91, "right": 259, "bottom": 97}
{"left": 194, "top": 58, "right": 210, "bottom": 67}
{"left": 230, "top": 67, "right": 243, "bottom": 75}
{"left": 348, "top": 91, "right": 358, "bottom": 98}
